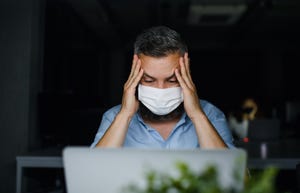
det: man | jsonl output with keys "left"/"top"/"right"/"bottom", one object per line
{"left": 91, "top": 26, "right": 234, "bottom": 149}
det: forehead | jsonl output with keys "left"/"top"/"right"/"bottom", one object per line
{"left": 139, "top": 53, "right": 181, "bottom": 78}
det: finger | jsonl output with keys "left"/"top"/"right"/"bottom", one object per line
{"left": 176, "top": 68, "right": 200, "bottom": 102}
{"left": 175, "top": 68, "right": 188, "bottom": 90}
{"left": 128, "top": 54, "right": 138, "bottom": 79}
{"left": 125, "top": 58, "right": 138, "bottom": 88}
{"left": 183, "top": 54, "right": 196, "bottom": 88}
{"left": 184, "top": 53, "right": 192, "bottom": 81}
{"left": 132, "top": 59, "right": 142, "bottom": 79}
{"left": 126, "top": 59, "right": 142, "bottom": 89}
{"left": 179, "top": 57, "right": 194, "bottom": 89}
{"left": 126, "top": 56, "right": 139, "bottom": 83}
{"left": 130, "top": 68, "right": 144, "bottom": 89}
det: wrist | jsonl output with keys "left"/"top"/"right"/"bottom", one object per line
{"left": 118, "top": 108, "right": 135, "bottom": 120}
{"left": 189, "top": 109, "right": 207, "bottom": 122}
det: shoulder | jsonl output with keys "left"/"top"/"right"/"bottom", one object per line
{"left": 199, "top": 99, "right": 225, "bottom": 119}
{"left": 199, "top": 99, "right": 220, "bottom": 112}
{"left": 102, "top": 104, "right": 122, "bottom": 119}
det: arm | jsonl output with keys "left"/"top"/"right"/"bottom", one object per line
{"left": 189, "top": 110, "right": 228, "bottom": 148}
{"left": 175, "top": 53, "right": 227, "bottom": 149}
{"left": 95, "top": 55, "right": 143, "bottom": 147}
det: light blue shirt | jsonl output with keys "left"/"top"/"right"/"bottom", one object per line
{"left": 90, "top": 99, "right": 235, "bottom": 149}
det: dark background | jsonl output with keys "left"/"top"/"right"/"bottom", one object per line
{"left": 41, "top": 0, "right": 300, "bottom": 146}
{"left": 1, "top": 0, "right": 300, "bottom": 192}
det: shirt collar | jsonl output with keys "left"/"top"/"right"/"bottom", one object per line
{"left": 136, "top": 113, "right": 149, "bottom": 130}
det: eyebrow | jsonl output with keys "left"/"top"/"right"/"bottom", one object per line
{"left": 143, "top": 72, "right": 176, "bottom": 80}
{"left": 143, "top": 73, "right": 155, "bottom": 79}
{"left": 166, "top": 73, "right": 176, "bottom": 80}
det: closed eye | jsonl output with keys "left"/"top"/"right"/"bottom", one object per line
{"left": 165, "top": 73, "right": 178, "bottom": 83}
{"left": 168, "top": 79, "right": 178, "bottom": 83}
{"left": 142, "top": 73, "right": 155, "bottom": 83}
{"left": 143, "top": 79, "right": 154, "bottom": 83}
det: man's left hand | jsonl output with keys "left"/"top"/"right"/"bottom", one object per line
{"left": 175, "top": 53, "right": 203, "bottom": 120}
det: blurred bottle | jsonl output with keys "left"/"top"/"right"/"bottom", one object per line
{"left": 260, "top": 142, "right": 267, "bottom": 159}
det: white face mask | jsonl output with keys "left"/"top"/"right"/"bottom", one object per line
{"left": 138, "top": 84, "right": 183, "bottom": 115}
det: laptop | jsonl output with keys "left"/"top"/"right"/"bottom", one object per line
{"left": 247, "top": 118, "right": 281, "bottom": 141}
{"left": 63, "top": 147, "right": 247, "bottom": 193}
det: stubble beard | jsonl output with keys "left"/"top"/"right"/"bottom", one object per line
{"left": 138, "top": 102, "right": 184, "bottom": 122}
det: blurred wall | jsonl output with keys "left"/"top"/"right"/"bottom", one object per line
{"left": 0, "top": 0, "right": 44, "bottom": 192}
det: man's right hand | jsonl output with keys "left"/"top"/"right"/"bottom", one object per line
{"left": 120, "top": 54, "right": 144, "bottom": 118}
{"left": 95, "top": 55, "right": 143, "bottom": 147}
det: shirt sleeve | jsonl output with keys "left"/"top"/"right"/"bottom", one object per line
{"left": 90, "top": 105, "right": 121, "bottom": 148}
{"left": 201, "top": 100, "right": 235, "bottom": 148}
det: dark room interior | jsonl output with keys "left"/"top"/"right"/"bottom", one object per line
{"left": 1, "top": 0, "right": 300, "bottom": 193}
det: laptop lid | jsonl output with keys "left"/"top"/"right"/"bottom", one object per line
{"left": 63, "top": 147, "right": 247, "bottom": 193}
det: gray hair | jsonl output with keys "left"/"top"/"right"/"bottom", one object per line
{"left": 134, "top": 26, "right": 188, "bottom": 57}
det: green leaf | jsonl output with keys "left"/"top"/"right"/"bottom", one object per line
{"left": 124, "top": 161, "right": 287, "bottom": 193}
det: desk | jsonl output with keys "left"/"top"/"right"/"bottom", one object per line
{"left": 247, "top": 158, "right": 300, "bottom": 170}
{"left": 16, "top": 156, "right": 300, "bottom": 193}
{"left": 16, "top": 156, "right": 63, "bottom": 193}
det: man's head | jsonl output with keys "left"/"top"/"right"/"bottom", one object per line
{"left": 242, "top": 98, "right": 258, "bottom": 120}
{"left": 134, "top": 26, "right": 188, "bottom": 89}
{"left": 134, "top": 26, "right": 188, "bottom": 121}
{"left": 134, "top": 25, "right": 187, "bottom": 57}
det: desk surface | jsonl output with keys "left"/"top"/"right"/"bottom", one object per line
{"left": 16, "top": 156, "right": 300, "bottom": 170}
{"left": 16, "top": 143, "right": 300, "bottom": 170}
{"left": 16, "top": 156, "right": 63, "bottom": 168}
{"left": 247, "top": 158, "right": 300, "bottom": 169}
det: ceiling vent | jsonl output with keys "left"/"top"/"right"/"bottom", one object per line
{"left": 187, "top": 1, "right": 247, "bottom": 25}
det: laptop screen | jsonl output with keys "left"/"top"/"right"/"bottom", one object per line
{"left": 63, "top": 147, "right": 247, "bottom": 193}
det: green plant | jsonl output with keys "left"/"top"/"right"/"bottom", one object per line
{"left": 125, "top": 161, "right": 286, "bottom": 193}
